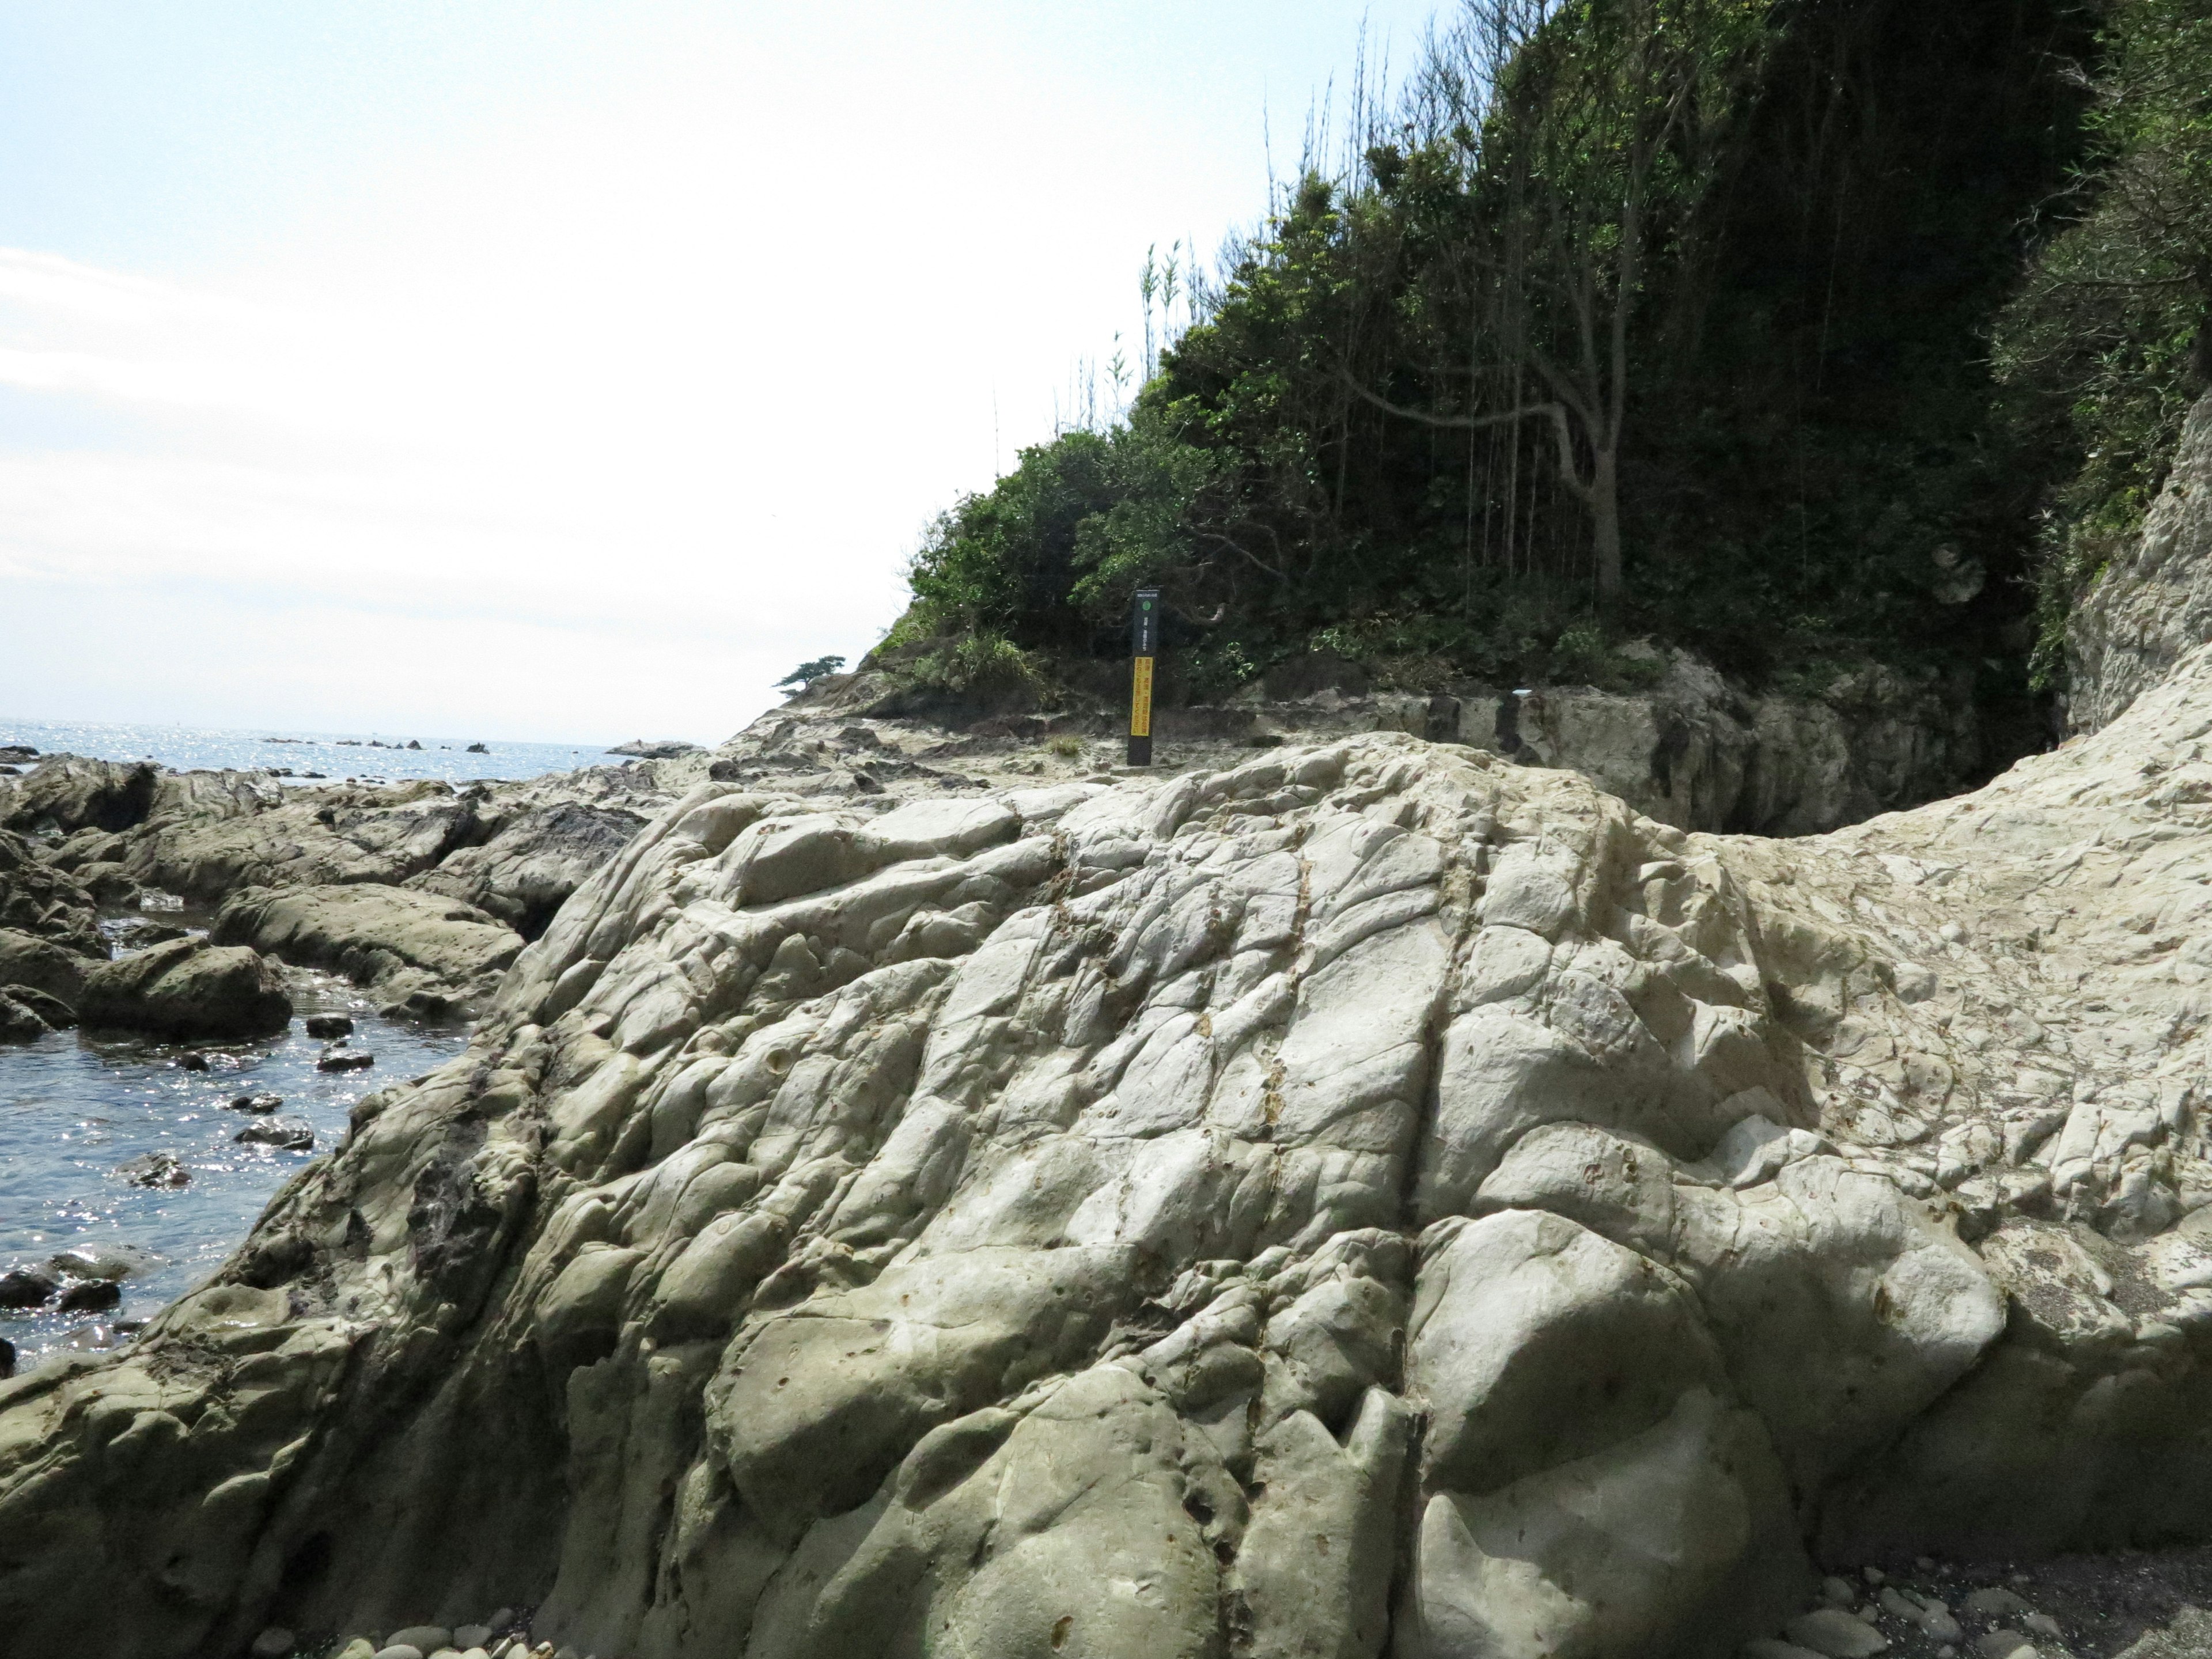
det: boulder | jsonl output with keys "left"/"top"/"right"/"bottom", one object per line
{"left": 78, "top": 935, "right": 293, "bottom": 1039}
{"left": 234, "top": 1117, "right": 314, "bottom": 1152}
{"left": 0, "top": 927, "right": 89, "bottom": 1007}
{"left": 213, "top": 882, "right": 521, "bottom": 1018}
{"left": 0, "top": 828, "right": 101, "bottom": 956}
{"left": 607, "top": 739, "right": 702, "bottom": 759}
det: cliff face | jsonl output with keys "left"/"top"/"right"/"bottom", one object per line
{"left": 2068, "top": 391, "right": 2212, "bottom": 734}
{"left": 7, "top": 643, "right": 2212, "bottom": 1657}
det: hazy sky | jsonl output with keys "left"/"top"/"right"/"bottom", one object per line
{"left": 0, "top": 2, "right": 1440, "bottom": 744}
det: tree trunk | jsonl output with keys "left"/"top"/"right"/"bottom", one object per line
{"left": 1591, "top": 443, "right": 1622, "bottom": 605}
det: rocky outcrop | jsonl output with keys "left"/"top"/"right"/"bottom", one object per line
{"left": 404, "top": 801, "right": 649, "bottom": 938}
{"left": 77, "top": 935, "right": 293, "bottom": 1040}
{"left": 6, "top": 638, "right": 2212, "bottom": 1657}
{"left": 0, "top": 757, "right": 158, "bottom": 836}
{"left": 609, "top": 739, "right": 704, "bottom": 759}
{"left": 2067, "top": 391, "right": 2212, "bottom": 733}
{"left": 212, "top": 884, "right": 526, "bottom": 1018}
{"left": 0, "top": 828, "right": 101, "bottom": 957}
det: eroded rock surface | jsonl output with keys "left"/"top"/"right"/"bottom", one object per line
{"left": 7, "top": 647, "right": 2212, "bottom": 1658}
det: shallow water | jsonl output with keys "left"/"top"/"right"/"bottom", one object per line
{"left": 0, "top": 967, "right": 470, "bottom": 1371}
{"left": 0, "top": 714, "right": 630, "bottom": 786}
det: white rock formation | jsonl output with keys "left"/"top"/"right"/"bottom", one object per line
{"left": 7, "top": 642, "right": 2212, "bottom": 1658}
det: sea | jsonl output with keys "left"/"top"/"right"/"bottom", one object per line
{"left": 0, "top": 717, "right": 637, "bottom": 1373}
{"left": 0, "top": 714, "right": 630, "bottom": 785}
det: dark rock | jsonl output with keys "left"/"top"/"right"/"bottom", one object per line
{"left": 0, "top": 1337, "right": 14, "bottom": 1378}
{"left": 176, "top": 1052, "right": 210, "bottom": 1071}
{"left": 79, "top": 935, "right": 293, "bottom": 1040}
{"left": 405, "top": 740, "right": 422, "bottom": 751}
{"left": 0, "top": 744, "right": 36, "bottom": 762}
{"left": 0, "top": 828, "right": 101, "bottom": 955}
{"left": 318, "top": 1048, "right": 374, "bottom": 1073}
{"left": 55, "top": 1279, "right": 121, "bottom": 1313}
{"left": 608, "top": 738, "right": 703, "bottom": 759}
{"left": 75, "top": 860, "right": 140, "bottom": 906}
{"left": 708, "top": 759, "right": 745, "bottom": 782}
{"left": 103, "top": 916, "right": 187, "bottom": 948}
{"left": 304, "top": 1014, "right": 354, "bottom": 1039}
{"left": 0, "top": 984, "right": 75, "bottom": 1034}
{"left": 0, "top": 1268, "right": 56, "bottom": 1308}
{"left": 229, "top": 1092, "right": 284, "bottom": 1113}
{"left": 114, "top": 1153, "right": 190, "bottom": 1189}
{"left": 0, "top": 990, "right": 53, "bottom": 1043}
{"left": 465, "top": 742, "right": 488, "bottom": 753}
{"left": 401, "top": 801, "right": 646, "bottom": 939}
{"left": 234, "top": 1116, "right": 314, "bottom": 1151}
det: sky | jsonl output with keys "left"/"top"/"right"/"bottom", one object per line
{"left": 0, "top": 1, "right": 1443, "bottom": 745}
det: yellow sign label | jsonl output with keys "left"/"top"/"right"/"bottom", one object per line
{"left": 1130, "top": 655, "right": 1154, "bottom": 738}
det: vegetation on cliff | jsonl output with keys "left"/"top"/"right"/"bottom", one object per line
{"left": 882, "top": 0, "right": 2200, "bottom": 741}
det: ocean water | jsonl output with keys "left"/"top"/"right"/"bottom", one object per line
{"left": 0, "top": 714, "right": 630, "bottom": 785}
{"left": 0, "top": 965, "right": 470, "bottom": 1372}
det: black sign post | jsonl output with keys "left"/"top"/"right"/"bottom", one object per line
{"left": 1128, "top": 588, "right": 1159, "bottom": 767}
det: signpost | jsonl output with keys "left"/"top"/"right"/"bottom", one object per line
{"left": 1128, "top": 588, "right": 1159, "bottom": 767}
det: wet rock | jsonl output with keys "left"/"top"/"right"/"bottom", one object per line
{"left": 0, "top": 1268, "right": 56, "bottom": 1308}
{"left": 234, "top": 1116, "right": 314, "bottom": 1152}
{"left": 56, "top": 1279, "right": 122, "bottom": 1313}
{"left": 0, "top": 1337, "right": 14, "bottom": 1379}
{"left": 228, "top": 1091, "right": 285, "bottom": 1113}
{"left": 0, "top": 828, "right": 100, "bottom": 954}
{"left": 0, "top": 988, "right": 53, "bottom": 1041}
{"left": 304, "top": 1013, "right": 354, "bottom": 1039}
{"left": 465, "top": 742, "right": 488, "bottom": 753}
{"left": 48, "top": 1242, "right": 160, "bottom": 1281}
{"left": 318, "top": 1048, "right": 374, "bottom": 1073}
{"left": 78, "top": 935, "right": 292, "bottom": 1040}
{"left": 175, "top": 1050, "right": 210, "bottom": 1070}
{"left": 113, "top": 1152, "right": 190, "bottom": 1189}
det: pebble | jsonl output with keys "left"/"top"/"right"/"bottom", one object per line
{"left": 1785, "top": 1608, "right": 1890, "bottom": 1658}
{"left": 1823, "top": 1577, "right": 1858, "bottom": 1607}
{"left": 1975, "top": 1634, "right": 2036, "bottom": 1659}
{"left": 250, "top": 1627, "right": 296, "bottom": 1657}
{"left": 1862, "top": 1566, "right": 1886, "bottom": 1586}
{"left": 228, "top": 1091, "right": 285, "bottom": 1113}
{"left": 385, "top": 1630, "right": 450, "bottom": 1654}
{"left": 1963, "top": 1588, "right": 2034, "bottom": 1619}
{"left": 2022, "top": 1613, "right": 2062, "bottom": 1639}
{"left": 319, "top": 1048, "right": 375, "bottom": 1073}
{"left": 373, "top": 1646, "right": 425, "bottom": 1659}
{"left": 454, "top": 1626, "right": 494, "bottom": 1648}
{"left": 333, "top": 1643, "right": 374, "bottom": 1659}
{"left": 1745, "top": 1643, "right": 1829, "bottom": 1659}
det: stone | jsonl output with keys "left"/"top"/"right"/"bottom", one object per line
{"left": 319, "top": 1047, "right": 374, "bottom": 1073}
{"left": 1746, "top": 1645, "right": 1834, "bottom": 1659}
{"left": 0, "top": 1268, "right": 56, "bottom": 1308}
{"left": 304, "top": 1013, "right": 354, "bottom": 1039}
{"left": 1963, "top": 1589, "right": 2034, "bottom": 1619}
{"left": 78, "top": 935, "right": 292, "bottom": 1040}
{"left": 1786, "top": 1608, "right": 1890, "bottom": 1657}
{"left": 48, "top": 1242, "right": 158, "bottom": 1281}
{"left": 214, "top": 882, "right": 521, "bottom": 1017}
{"left": 228, "top": 1091, "right": 285, "bottom": 1113}
{"left": 373, "top": 1647, "right": 426, "bottom": 1659}
{"left": 233, "top": 1116, "right": 315, "bottom": 1152}
{"left": 0, "top": 1337, "right": 13, "bottom": 1380}
{"left": 176, "top": 1051, "right": 210, "bottom": 1070}
{"left": 1975, "top": 1635, "right": 2036, "bottom": 1659}
{"left": 452, "top": 1627, "right": 493, "bottom": 1649}
{"left": 56, "top": 1279, "right": 122, "bottom": 1312}
{"left": 113, "top": 1153, "right": 190, "bottom": 1189}
{"left": 0, "top": 925, "right": 88, "bottom": 1006}
{"left": 2116, "top": 1609, "right": 2212, "bottom": 1659}
{"left": 250, "top": 1626, "right": 296, "bottom": 1657}
{"left": 385, "top": 1629, "right": 450, "bottom": 1653}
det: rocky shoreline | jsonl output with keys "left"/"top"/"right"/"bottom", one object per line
{"left": 1, "top": 635, "right": 2211, "bottom": 1654}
